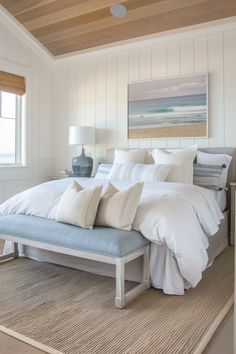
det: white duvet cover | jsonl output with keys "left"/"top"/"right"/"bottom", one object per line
{"left": 0, "top": 178, "right": 223, "bottom": 295}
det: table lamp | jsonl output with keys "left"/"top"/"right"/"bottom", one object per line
{"left": 69, "top": 126, "right": 95, "bottom": 177}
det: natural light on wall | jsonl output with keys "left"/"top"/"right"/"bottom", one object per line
{"left": 0, "top": 91, "right": 19, "bottom": 165}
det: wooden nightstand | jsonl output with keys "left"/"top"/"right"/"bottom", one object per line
{"left": 230, "top": 182, "right": 236, "bottom": 245}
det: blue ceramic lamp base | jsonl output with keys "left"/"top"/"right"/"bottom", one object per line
{"left": 72, "top": 147, "right": 93, "bottom": 177}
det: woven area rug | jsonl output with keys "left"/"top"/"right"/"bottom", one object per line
{"left": 0, "top": 247, "right": 234, "bottom": 354}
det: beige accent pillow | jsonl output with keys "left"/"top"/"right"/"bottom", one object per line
{"left": 151, "top": 145, "right": 197, "bottom": 184}
{"left": 95, "top": 182, "right": 143, "bottom": 230}
{"left": 56, "top": 181, "right": 102, "bottom": 229}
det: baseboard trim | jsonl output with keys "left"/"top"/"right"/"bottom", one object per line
{"left": 193, "top": 294, "right": 234, "bottom": 354}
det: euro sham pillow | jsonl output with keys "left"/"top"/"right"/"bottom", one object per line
{"left": 94, "top": 163, "right": 112, "bottom": 180}
{"left": 109, "top": 163, "right": 172, "bottom": 182}
{"left": 56, "top": 181, "right": 102, "bottom": 229}
{"left": 197, "top": 151, "right": 232, "bottom": 188}
{"left": 151, "top": 145, "right": 197, "bottom": 184}
{"left": 109, "top": 149, "right": 149, "bottom": 180}
{"left": 95, "top": 182, "right": 143, "bottom": 230}
{"left": 193, "top": 163, "right": 226, "bottom": 191}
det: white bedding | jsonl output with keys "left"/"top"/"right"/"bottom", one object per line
{"left": 0, "top": 178, "right": 223, "bottom": 295}
{"left": 212, "top": 189, "right": 227, "bottom": 211}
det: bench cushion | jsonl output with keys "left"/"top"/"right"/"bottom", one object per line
{"left": 0, "top": 215, "right": 150, "bottom": 257}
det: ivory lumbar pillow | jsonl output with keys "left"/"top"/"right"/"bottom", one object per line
{"left": 95, "top": 182, "right": 143, "bottom": 230}
{"left": 56, "top": 181, "right": 102, "bottom": 229}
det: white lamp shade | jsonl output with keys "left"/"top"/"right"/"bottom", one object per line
{"left": 69, "top": 126, "right": 95, "bottom": 146}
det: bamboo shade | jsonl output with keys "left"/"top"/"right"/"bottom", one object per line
{"left": 0, "top": 71, "right": 25, "bottom": 96}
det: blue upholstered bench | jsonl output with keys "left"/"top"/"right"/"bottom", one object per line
{"left": 0, "top": 215, "right": 150, "bottom": 308}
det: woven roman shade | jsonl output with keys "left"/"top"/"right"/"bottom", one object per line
{"left": 0, "top": 71, "right": 25, "bottom": 96}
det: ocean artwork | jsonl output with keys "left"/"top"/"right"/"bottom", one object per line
{"left": 128, "top": 74, "right": 208, "bottom": 139}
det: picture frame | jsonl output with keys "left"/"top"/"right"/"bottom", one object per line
{"left": 127, "top": 73, "right": 208, "bottom": 139}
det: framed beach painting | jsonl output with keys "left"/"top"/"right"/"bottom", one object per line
{"left": 128, "top": 73, "right": 208, "bottom": 139}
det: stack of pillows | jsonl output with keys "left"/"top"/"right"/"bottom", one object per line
{"left": 56, "top": 146, "right": 232, "bottom": 230}
{"left": 95, "top": 145, "right": 232, "bottom": 191}
{"left": 194, "top": 150, "right": 231, "bottom": 191}
{"left": 107, "top": 145, "right": 197, "bottom": 184}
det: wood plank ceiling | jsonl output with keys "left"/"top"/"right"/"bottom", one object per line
{"left": 1, "top": 0, "right": 236, "bottom": 57}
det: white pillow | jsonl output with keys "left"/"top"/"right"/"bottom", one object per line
{"left": 113, "top": 149, "right": 148, "bottom": 164}
{"left": 197, "top": 151, "right": 232, "bottom": 188}
{"left": 109, "top": 149, "right": 148, "bottom": 180}
{"left": 151, "top": 145, "right": 197, "bottom": 184}
{"left": 95, "top": 182, "right": 143, "bottom": 230}
{"left": 56, "top": 181, "right": 102, "bottom": 229}
{"left": 109, "top": 163, "right": 172, "bottom": 182}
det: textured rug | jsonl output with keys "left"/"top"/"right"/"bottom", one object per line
{"left": 0, "top": 247, "right": 234, "bottom": 354}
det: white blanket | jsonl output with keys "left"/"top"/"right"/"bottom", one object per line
{"left": 0, "top": 178, "right": 223, "bottom": 294}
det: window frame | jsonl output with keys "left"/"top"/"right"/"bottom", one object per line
{"left": 0, "top": 59, "right": 29, "bottom": 170}
{"left": 0, "top": 91, "right": 23, "bottom": 166}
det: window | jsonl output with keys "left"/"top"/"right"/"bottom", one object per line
{"left": 0, "top": 91, "right": 22, "bottom": 165}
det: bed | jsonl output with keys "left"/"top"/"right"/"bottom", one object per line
{"left": 0, "top": 147, "right": 235, "bottom": 296}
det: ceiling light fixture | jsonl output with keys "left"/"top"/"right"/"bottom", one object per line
{"left": 110, "top": 3, "right": 128, "bottom": 18}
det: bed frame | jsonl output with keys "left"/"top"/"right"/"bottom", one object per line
{"left": 0, "top": 147, "right": 235, "bottom": 306}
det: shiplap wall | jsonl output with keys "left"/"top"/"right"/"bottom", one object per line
{"left": 1, "top": 13, "right": 236, "bottom": 195}
{"left": 0, "top": 15, "right": 54, "bottom": 202}
{"left": 54, "top": 22, "right": 236, "bottom": 173}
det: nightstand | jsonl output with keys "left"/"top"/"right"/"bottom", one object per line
{"left": 230, "top": 182, "right": 236, "bottom": 245}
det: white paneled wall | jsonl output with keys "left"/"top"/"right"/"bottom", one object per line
{"left": 54, "top": 22, "right": 236, "bottom": 172}
{"left": 1, "top": 10, "right": 236, "bottom": 197}
{"left": 0, "top": 16, "right": 54, "bottom": 203}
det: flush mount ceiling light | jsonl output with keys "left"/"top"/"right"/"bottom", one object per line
{"left": 110, "top": 3, "right": 128, "bottom": 18}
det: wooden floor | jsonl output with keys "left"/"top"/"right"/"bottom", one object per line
{"left": 203, "top": 307, "right": 234, "bottom": 354}
{"left": 0, "top": 307, "right": 233, "bottom": 354}
{"left": 0, "top": 332, "right": 45, "bottom": 353}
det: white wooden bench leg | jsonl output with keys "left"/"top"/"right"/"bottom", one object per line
{"left": 115, "top": 245, "right": 150, "bottom": 309}
{"left": 115, "top": 258, "right": 125, "bottom": 309}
